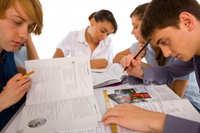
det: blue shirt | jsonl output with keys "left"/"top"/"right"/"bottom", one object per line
{"left": 130, "top": 42, "right": 200, "bottom": 110}
{"left": 128, "top": 56, "right": 200, "bottom": 133}
{"left": 14, "top": 46, "right": 28, "bottom": 68}
{"left": 0, "top": 50, "right": 26, "bottom": 131}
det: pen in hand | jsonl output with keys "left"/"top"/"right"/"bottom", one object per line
{"left": 123, "top": 39, "right": 152, "bottom": 72}
{"left": 2, "top": 71, "right": 34, "bottom": 90}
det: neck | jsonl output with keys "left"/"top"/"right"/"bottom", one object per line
{"left": 85, "top": 28, "right": 99, "bottom": 46}
{"left": 85, "top": 28, "right": 92, "bottom": 43}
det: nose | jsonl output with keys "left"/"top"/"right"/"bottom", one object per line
{"left": 162, "top": 47, "right": 171, "bottom": 57}
{"left": 131, "top": 28, "right": 135, "bottom": 35}
{"left": 17, "top": 24, "right": 29, "bottom": 41}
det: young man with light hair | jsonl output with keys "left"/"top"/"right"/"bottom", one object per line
{"left": 0, "top": 0, "right": 43, "bottom": 131}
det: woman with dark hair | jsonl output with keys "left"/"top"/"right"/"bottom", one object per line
{"left": 53, "top": 9, "right": 118, "bottom": 69}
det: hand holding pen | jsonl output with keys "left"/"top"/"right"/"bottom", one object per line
{"left": 0, "top": 71, "right": 33, "bottom": 112}
{"left": 122, "top": 39, "right": 151, "bottom": 72}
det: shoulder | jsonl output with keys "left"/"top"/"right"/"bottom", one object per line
{"left": 130, "top": 42, "right": 140, "bottom": 53}
{"left": 66, "top": 30, "right": 80, "bottom": 38}
{"left": 65, "top": 27, "right": 86, "bottom": 41}
{"left": 130, "top": 42, "right": 140, "bottom": 49}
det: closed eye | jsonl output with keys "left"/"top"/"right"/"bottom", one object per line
{"left": 13, "top": 20, "right": 22, "bottom": 25}
{"left": 161, "top": 39, "right": 168, "bottom": 45}
{"left": 101, "top": 30, "right": 105, "bottom": 33}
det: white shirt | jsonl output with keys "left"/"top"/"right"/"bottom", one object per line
{"left": 57, "top": 27, "right": 114, "bottom": 64}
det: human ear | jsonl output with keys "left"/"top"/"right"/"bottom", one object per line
{"left": 90, "top": 17, "right": 95, "bottom": 27}
{"left": 179, "top": 12, "right": 194, "bottom": 31}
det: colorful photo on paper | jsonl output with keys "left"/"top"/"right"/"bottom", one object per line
{"left": 107, "top": 89, "right": 151, "bottom": 104}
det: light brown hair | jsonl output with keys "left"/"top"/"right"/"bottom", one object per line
{"left": 0, "top": 0, "right": 43, "bottom": 35}
{"left": 131, "top": 3, "right": 166, "bottom": 66}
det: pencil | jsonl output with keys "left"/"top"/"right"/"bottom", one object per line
{"left": 123, "top": 39, "right": 151, "bottom": 72}
{"left": 2, "top": 71, "right": 34, "bottom": 90}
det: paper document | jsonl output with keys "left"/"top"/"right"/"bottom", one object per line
{"left": 91, "top": 65, "right": 111, "bottom": 73}
{"left": 92, "top": 63, "right": 128, "bottom": 88}
{"left": 17, "top": 56, "right": 102, "bottom": 133}
{"left": 104, "top": 85, "right": 200, "bottom": 133}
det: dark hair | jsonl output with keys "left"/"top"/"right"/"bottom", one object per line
{"left": 130, "top": 3, "right": 149, "bottom": 21}
{"left": 141, "top": 0, "right": 200, "bottom": 41}
{"left": 88, "top": 9, "right": 118, "bottom": 34}
{"left": 131, "top": 3, "right": 166, "bottom": 66}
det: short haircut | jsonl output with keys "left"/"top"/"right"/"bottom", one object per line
{"left": 0, "top": 0, "right": 43, "bottom": 35}
{"left": 141, "top": 0, "right": 200, "bottom": 41}
{"left": 88, "top": 9, "right": 118, "bottom": 34}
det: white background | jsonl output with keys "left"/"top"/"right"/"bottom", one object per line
{"left": 32, "top": 0, "right": 200, "bottom": 59}
{"left": 32, "top": 0, "right": 151, "bottom": 59}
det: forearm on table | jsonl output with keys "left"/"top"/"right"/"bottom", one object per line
{"left": 113, "top": 53, "right": 126, "bottom": 64}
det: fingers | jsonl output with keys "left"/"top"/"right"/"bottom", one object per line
{"left": 137, "top": 44, "right": 146, "bottom": 58}
{"left": 120, "top": 54, "right": 135, "bottom": 68}
{"left": 5, "top": 74, "right": 31, "bottom": 93}
{"left": 6, "top": 73, "right": 23, "bottom": 87}
{"left": 103, "top": 116, "right": 119, "bottom": 127}
{"left": 103, "top": 103, "right": 133, "bottom": 126}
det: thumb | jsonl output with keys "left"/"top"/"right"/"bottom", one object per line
{"left": 10, "top": 73, "right": 23, "bottom": 81}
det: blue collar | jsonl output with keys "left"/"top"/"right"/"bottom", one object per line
{"left": 0, "top": 50, "right": 7, "bottom": 61}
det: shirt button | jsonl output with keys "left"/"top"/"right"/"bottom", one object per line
{"left": 12, "top": 106, "right": 14, "bottom": 109}
{"left": 145, "top": 80, "right": 147, "bottom": 82}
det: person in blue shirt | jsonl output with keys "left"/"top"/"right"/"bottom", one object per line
{"left": 113, "top": 3, "right": 200, "bottom": 112}
{"left": 0, "top": 0, "right": 43, "bottom": 131}
{"left": 14, "top": 34, "right": 39, "bottom": 68}
{"left": 103, "top": 0, "right": 200, "bottom": 132}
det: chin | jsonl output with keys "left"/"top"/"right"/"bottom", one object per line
{"left": 181, "top": 56, "right": 193, "bottom": 62}
{"left": 138, "top": 40, "right": 144, "bottom": 44}
{"left": 8, "top": 47, "right": 20, "bottom": 52}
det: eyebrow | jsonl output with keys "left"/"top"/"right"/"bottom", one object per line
{"left": 12, "top": 15, "right": 35, "bottom": 25}
{"left": 12, "top": 15, "right": 25, "bottom": 21}
{"left": 156, "top": 38, "right": 163, "bottom": 45}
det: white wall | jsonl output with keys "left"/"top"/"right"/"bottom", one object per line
{"left": 32, "top": 0, "right": 151, "bottom": 59}
{"left": 33, "top": 0, "right": 200, "bottom": 59}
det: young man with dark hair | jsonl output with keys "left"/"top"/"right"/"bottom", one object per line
{"left": 102, "top": 0, "right": 200, "bottom": 132}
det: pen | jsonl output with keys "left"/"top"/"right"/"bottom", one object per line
{"left": 123, "top": 39, "right": 152, "bottom": 72}
{"left": 2, "top": 71, "right": 34, "bottom": 90}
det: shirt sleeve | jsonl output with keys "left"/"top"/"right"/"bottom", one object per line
{"left": 163, "top": 115, "right": 200, "bottom": 133}
{"left": 129, "top": 42, "right": 140, "bottom": 54}
{"left": 170, "top": 58, "right": 190, "bottom": 81}
{"left": 128, "top": 58, "right": 194, "bottom": 85}
{"left": 56, "top": 32, "right": 73, "bottom": 57}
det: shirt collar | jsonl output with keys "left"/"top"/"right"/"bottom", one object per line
{"left": 194, "top": 55, "right": 200, "bottom": 64}
{"left": 0, "top": 50, "right": 7, "bottom": 61}
{"left": 77, "top": 27, "right": 88, "bottom": 43}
